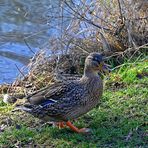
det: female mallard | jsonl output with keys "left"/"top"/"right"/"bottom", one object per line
{"left": 18, "top": 52, "right": 109, "bottom": 133}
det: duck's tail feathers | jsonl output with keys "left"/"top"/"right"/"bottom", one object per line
{"left": 14, "top": 104, "right": 33, "bottom": 113}
{"left": 16, "top": 106, "right": 32, "bottom": 112}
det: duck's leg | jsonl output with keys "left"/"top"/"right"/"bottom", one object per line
{"left": 54, "top": 122, "right": 65, "bottom": 128}
{"left": 58, "top": 122, "right": 65, "bottom": 128}
{"left": 66, "top": 121, "right": 91, "bottom": 133}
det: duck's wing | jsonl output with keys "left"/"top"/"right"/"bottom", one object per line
{"left": 27, "top": 81, "right": 79, "bottom": 105}
{"left": 18, "top": 82, "right": 85, "bottom": 121}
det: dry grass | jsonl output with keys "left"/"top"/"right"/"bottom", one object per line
{"left": 0, "top": 0, "right": 147, "bottom": 106}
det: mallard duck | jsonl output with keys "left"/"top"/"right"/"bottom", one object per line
{"left": 18, "top": 52, "right": 109, "bottom": 133}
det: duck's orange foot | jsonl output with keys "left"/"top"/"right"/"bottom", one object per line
{"left": 66, "top": 121, "right": 91, "bottom": 133}
{"left": 77, "top": 128, "right": 91, "bottom": 133}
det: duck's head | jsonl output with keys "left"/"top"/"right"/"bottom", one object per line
{"left": 84, "top": 52, "right": 110, "bottom": 76}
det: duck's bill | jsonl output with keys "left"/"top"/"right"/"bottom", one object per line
{"left": 102, "top": 64, "right": 111, "bottom": 75}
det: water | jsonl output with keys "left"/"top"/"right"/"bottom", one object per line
{"left": 0, "top": 0, "right": 62, "bottom": 84}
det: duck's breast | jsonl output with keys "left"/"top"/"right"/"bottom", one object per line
{"left": 64, "top": 77, "right": 103, "bottom": 120}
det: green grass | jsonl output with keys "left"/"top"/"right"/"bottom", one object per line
{"left": 0, "top": 60, "right": 147, "bottom": 147}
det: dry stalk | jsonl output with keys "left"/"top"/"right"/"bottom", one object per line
{"left": 4, "top": 0, "right": 147, "bottom": 95}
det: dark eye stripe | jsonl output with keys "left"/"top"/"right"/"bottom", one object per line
{"left": 93, "top": 58, "right": 100, "bottom": 63}
{"left": 87, "top": 55, "right": 102, "bottom": 63}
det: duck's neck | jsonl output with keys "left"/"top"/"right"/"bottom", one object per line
{"left": 83, "top": 67, "right": 99, "bottom": 78}
{"left": 81, "top": 67, "right": 103, "bottom": 95}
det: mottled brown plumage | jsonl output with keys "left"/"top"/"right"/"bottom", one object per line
{"left": 18, "top": 52, "right": 109, "bottom": 133}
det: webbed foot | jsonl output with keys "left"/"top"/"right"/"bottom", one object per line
{"left": 66, "top": 121, "right": 91, "bottom": 133}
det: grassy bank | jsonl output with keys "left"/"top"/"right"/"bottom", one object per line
{"left": 0, "top": 60, "right": 147, "bottom": 147}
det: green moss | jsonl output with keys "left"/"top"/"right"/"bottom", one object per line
{"left": 117, "top": 61, "right": 148, "bottom": 83}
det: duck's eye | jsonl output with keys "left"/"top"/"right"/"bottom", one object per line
{"left": 93, "top": 57, "right": 100, "bottom": 64}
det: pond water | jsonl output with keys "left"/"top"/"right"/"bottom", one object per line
{"left": 0, "top": 0, "right": 63, "bottom": 84}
